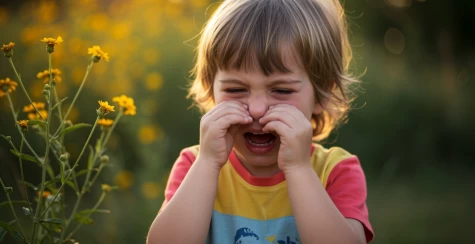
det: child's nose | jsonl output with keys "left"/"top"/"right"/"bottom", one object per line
{"left": 247, "top": 96, "right": 268, "bottom": 121}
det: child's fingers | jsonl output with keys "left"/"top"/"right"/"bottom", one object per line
{"left": 262, "top": 120, "right": 291, "bottom": 136}
{"left": 215, "top": 114, "right": 252, "bottom": 130}
{"left": 208, "top": 106, "right": 250, "bottom": 122}
{"left": 266, "top": 104, "right": 307, "bottom": 121}
{"left": 259, "top": 110, "right": 298, "bottom": 129}
{"left": 205, "top": 101, "right": 248, "bottom": 118}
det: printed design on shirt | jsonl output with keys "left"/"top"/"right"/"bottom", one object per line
{"left": 234, "top": 227, "right": 259, "bottom": 244}
{"left": 233, "top": 227, "right": 300, "bottom": 244}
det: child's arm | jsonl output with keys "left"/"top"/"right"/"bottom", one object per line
{"left": 285, "top": 163, "right": 367, "bottom": 244}
{"left": 147, "top": 101, "right": 252, "bottom": 243}
{"left": 261, "top": 104, "right": 368, "bottom": 244}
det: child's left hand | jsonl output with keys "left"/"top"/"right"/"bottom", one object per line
{"left": 260, "top": 104, "right": 313, "bottom": 173}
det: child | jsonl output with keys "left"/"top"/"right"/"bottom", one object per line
{"left": 147, "top": 0, "right": 374, "bottom": 243}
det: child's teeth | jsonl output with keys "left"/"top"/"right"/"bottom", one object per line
{"left": 246, "top": 138, "right": 274, "bottom": 146}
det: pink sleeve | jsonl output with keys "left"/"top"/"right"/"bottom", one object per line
{"left": 159, "top": 149, "right": 197, "bottom": 211}
{"left": 325, "top": 156, "right": 374, "bottom": 243}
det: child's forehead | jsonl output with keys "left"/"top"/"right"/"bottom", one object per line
{"left": 217, "top": 44, "right": 305, "bottom": 75}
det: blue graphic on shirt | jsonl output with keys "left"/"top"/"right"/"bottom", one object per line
{"left": 208, "top": 210, "right": 301, "bottom": 243}
{"left": 234, "top": 227, "right": 259, "bottom": 244}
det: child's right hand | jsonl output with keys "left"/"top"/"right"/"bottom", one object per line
{"left": 198, "top": 101, "right": 252, "bottom": 169}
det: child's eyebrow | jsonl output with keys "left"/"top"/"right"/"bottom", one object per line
{"left": 218, "top": 79, "right": 246, "bottom": 85}
{"left": 218, "top": 79, "right": 302, "bottom": 85}
{"left": 268, "top": 79, "right": 302, "bottom": 85}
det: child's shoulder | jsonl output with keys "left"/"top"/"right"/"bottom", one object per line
{"left": 311, "top": 143, "right": 360, "bottom": 185}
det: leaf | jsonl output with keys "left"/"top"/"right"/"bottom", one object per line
{"left": 39, "top": 218, "right": 64, "bottom": 226}
{"left": 18, "top": 180, "right": 38, "bottom": 191}
{"left": 76, "top": 168, "right": 98, "bottom": 177}
{"left": 73, "top": 212, "right": 94, "bottom": 225}
{"left": 9, "top": 149, "right": 42, "bottom": 165}
{"left": 0, "top": 134, "right": 11, "bottom": 142}
{"left": 59, "top": 123, "right": 92, "bottom": 137}
{"left": 28, "top": 120, "right": 46, "bottom": 125}
{"left": 65, "top": 181, "right": 77, "bottom": 192}
{"left": 0, "top": 221, "right": 27, "bottom": 243}
{"left": 0, "top": 220, "right": 15, "bottom": 242}
{"left": 0, "top": 200, "right": 29, "bottom": 209}
{"left": 45, "top": 169, "right": 72, "bottom": 186}
{"left": 51, "top": 97, "right": 68, "bottom": 111}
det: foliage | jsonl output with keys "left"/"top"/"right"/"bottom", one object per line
{"left": 0, "top": 37, "right": 135, "bottom": 243}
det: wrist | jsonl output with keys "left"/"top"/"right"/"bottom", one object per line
{"left": 195, "top": 155, "right": 225, "bottom": 173}
{"left": 282, "top": 162, "right": 313, "bottom": 178}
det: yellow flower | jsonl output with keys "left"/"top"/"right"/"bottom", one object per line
{"left": 97, "top": 100, "right": 115, "bottom": 116}
{"left": 0, "top": 78, "right": 18, "bottom": 97}
{"left": 23, "top": 102, "right": 46, "bottom": 113}
{"left": 40, "top": 36, "right": 63, "bottom": 46}
{"left": 112, "top": 95, "right": 136, "bottom": 116}
{"left": 98, "top": 118, "right": 114, "bottom": 127}
{"left": 88, "top": 45, "right": 110, "bottom": 62}
{"left": 27, "top": 110, "right": 48, "bottom": 121}
{"left": 1, "top": 42, "right": 15, "bottom": 57}
{"left": 41, "top": 36, "right": 63, "bottom": 53}
{"left": 37, "top": 69, "right": 62, "bottom": 84}
{"left": 17, "top": 120, "right": 29, "bottom": 132}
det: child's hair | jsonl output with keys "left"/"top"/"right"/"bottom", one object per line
{"left": 188, "top": 0, "right": 359, "bottom": 141}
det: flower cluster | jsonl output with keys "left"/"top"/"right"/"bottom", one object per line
{"left": 1, "top": 42, "right": 15, "bottom": 58}
{"left": 17, "top": 120, "right": 29, "bottom": 132}
{"left": 0, "top": 77, "right": 18, "bottom": 97}
{"left": 112, "top": 95, "right": 136, "bottom": 116}
{"left": 97, "top": 100, "right": 115, "bottom": 116}
{"left": 40, "top": 36, "right": 63, "bottom": 53}
{"left": 98, "top": 118, "right": 114, "bottom": 127}
{"left": 23, "top": 102, "right": 48, "bottom": 120}
{"left": 37, "top": 69, "right": 62, "bottom": 84}
{"left": 88, "top": 46, "right": 110, "bottom": 63}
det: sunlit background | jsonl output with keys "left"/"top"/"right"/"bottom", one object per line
{"left": 0, "top": 0, "right": 474, "bottom": 243}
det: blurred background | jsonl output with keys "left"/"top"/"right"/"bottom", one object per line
{"left": 0, "top": 0, "right": 474, "bottom": 243}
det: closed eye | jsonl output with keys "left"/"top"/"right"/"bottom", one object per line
{"left": 224, "top": 88, "right": 247, "bottom": 93}
{"left": 272, "top": 89, "right": 294, "bottom": 95}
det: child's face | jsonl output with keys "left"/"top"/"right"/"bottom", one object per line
{"left": 213, "top": 52, "right": 322, "bottom": 176}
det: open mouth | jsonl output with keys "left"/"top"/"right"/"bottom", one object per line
{"left": 244, "top": 132, "right": 276, "bottom": 146}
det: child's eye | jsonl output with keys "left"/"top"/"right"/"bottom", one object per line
{"left": 224, "top": 88, "right": 247, "bottom": 93}
{"left": 272, "top": 89, "right": 294, "bottom": 95}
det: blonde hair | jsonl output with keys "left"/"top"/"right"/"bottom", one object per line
{"left": 188, "top": 0, "right": 359, "bottom": 141}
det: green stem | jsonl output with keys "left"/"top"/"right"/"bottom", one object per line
{"left": 65, "top": 191, "right": 107, "bottom": 241}
{"left": 52, "top": 60, "right": 94, "bottom": 138}
{"left": 0, "top": 177, "right": 29, "bottom": 243}
{"left": 8, "top": 57, "right": 45, "bottom": 121}
{"left": 19, "top": 136, "right": 33, "bottom": 219}
{"left": 5, "top": 93, "right": 42, "bottom": 163}
{"left": 53, "top": 87, "right": 64, "bottom": 144}
{"left": 39, "top": 116, "right": 100, "bottom": 219}
{"left": 103, "top": 109, "right": 123, "bottom": 145}
{"left": 31, "top": 53, "right": 55, "bottom": 244}
{"left": 87, "top": 164, "right": 104, "bottom": 192}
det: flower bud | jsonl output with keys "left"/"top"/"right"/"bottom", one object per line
{"left": 60, "top": 153, "right": 69, "bottom": 161}
{"left": 22, "top": 207, "right": 32, "bottom": 216}
{"left": 101, "top": 184, "right": 112, "bottom": 193}
{"left": 100, "top": 155, "right": 109, "bottom": 164}
{"left": 92, "top": 55, "right": 101, "bottom": 63}
{"left": 44, "top": 84, "right": 51, "bottom": 90}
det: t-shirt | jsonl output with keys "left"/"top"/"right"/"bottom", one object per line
{"left": 161, "top": 144, "right": 374, "bottom": 243}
